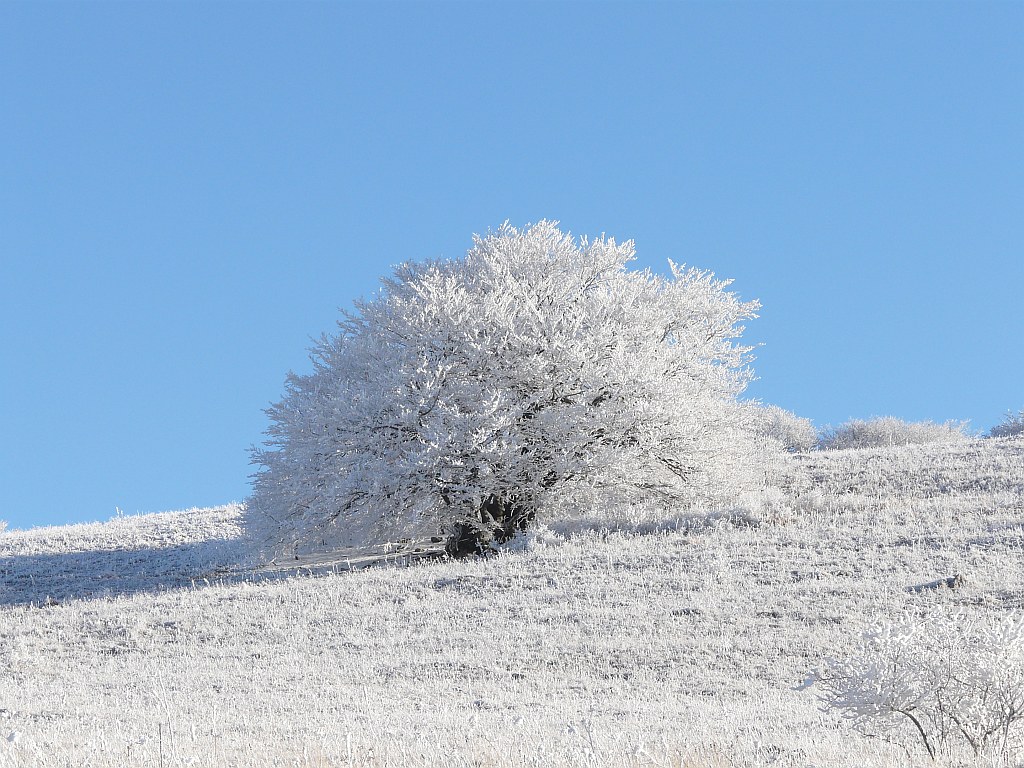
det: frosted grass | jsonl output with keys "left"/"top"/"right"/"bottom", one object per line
{"left": 1, "top": 438, "right": 1022, "bottom": 766}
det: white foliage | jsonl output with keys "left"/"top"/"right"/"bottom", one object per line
{"left": 247, "top": 221, "right": 763, "bottom": 556}
{"left": 988, "top": 409, "right": 1024, "bottom": 439}
{"left": 814, "top": 612, "right": 1024, "bottom": 760}
{"left": 496, "top": 523, "right": 566, "bottom": 553}
{"left": 744, "top": 403, "right": 817, "bottom": 453}
{"left": 817, "top": 416, "right": 971, "bottom": 450}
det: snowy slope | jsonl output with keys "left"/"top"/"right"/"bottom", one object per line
{"left": 0, "top": 506, "right": 246, "bottom": 606}
{"left": 0, "top": 438, "right": 1022, "bottom": 767}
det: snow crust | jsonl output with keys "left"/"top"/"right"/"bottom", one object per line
{"left": 1, "top": 439, "right": 1022, "bottom": 766}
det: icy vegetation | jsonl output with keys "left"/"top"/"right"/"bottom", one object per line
{"left": 816, "top": 610, "right": 1024, "bottom": 759}
{"left": 988, "top": 410, "right": 1024, "bottom": 439}
{"left": 2, "top": 438, "right": 1023, "bottom": 766}
{"left": 248, "top": 221, "right": 767, "bottom": 560}
{"left": 817, "top": 416, "right": 971, "bottom": 450}
{"left": 745, "top": 403, "right": 818, "bottom": 453}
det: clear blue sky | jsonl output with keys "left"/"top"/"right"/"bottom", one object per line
{"left": 2, "top": 1, "right": 1021, "bottom": 530}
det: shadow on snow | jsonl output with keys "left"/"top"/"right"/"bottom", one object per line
{"left": 0, "top": 537, "right": 247, "bottom": 608}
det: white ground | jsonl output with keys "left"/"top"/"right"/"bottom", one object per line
{"left": 1, "top": 438, "right": 1022, "bottom": 767}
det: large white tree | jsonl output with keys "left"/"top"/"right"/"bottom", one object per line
{"left": 247, "top": 221, "right": 763, "bottom": 557}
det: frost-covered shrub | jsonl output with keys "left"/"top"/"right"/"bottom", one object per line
{"left": 745, "top": 403, "right": 817, "bottom": 452}
{"left": 817, "top": 416, "right": 970, "bottom": 450}
{"left": 988, "top": 409, "right": 1024, "bottom": 439}
{"left": 247, "top": 221, "right": 766, "bottom": 558}
{"left": 814, "top": 612, "right": 1024, "bottom": 760}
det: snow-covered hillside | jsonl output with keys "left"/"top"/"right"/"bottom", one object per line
{"left": 0, "top": 438, "right": 1022, "bottom": 766}
{"left": 0, "top": 506, "right": 246, "bottom": 606}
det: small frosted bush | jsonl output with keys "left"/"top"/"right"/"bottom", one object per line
{"left": 814, "top": 612, "right": 1024, "bottom": 760}
{"left": 988, "top": 409, "right": 1024, "bottom": 439}
{"left": 745, "top": 403, "right": 817, "bottom": 452}
{"left": 817, "top": 416, "right": 970, "bottom": 450}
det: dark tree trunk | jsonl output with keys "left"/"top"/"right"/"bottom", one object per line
{"left": 445, "top": 494, "right": 535, "bottom": 558}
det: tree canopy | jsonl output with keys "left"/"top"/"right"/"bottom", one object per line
{"left": 247, "top": 221, "right": 763, "bottom": 557}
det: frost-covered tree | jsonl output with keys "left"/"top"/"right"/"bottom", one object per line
{"left": 247, "top": 221, "right": 763, "bottom": 558}
{"left": 814, "top": 612, "right": 1024, "bottom": 760}
{"left": 988, "top": 409, "right": 1024, "bottom": 439}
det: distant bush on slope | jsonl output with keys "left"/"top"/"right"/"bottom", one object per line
{"left": 744, "top": 403, "right": 817, "bottom": 452}
{"left": 817, "top": 416, "right": 970, "bottom": 450}
{"left": 988, "top": 409, "right": 1024, "bottom": 439}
